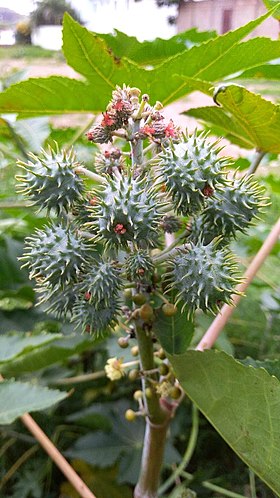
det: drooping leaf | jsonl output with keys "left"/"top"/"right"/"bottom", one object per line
{"left": 0, "top": 332, "right": 61, "bottom": 363}
{"left": 186, "top": 85, "right": 280, "bottom": 152}
{"left": 169, "top": 350, "right": 280, "bottom": 496}
{"left": 0, "top": 334, "right": 98, "bottom": 376}
{"left": 0, "top": 379, "right": 67, "bottom": 424}
{"left": 154, "top": 305, "right": 194, "bottom": 355}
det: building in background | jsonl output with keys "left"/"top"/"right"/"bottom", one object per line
{"left": 177, "top": 0, "right": 279, "bottom": 39}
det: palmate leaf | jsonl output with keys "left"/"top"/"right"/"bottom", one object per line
{"left": 168, "top": 350, "right": 280, "bottom": 496}
{"left": 0, "top": 10, "right": 279, "bottom": 115}
{"left": 97, "top": 27, "right": 217, "bottom": 66}
{"left": 0, "top": 379, "right": 67, "bottom": 424}
{"left": 262, "top": 0, "right": 280, "bottom": 19}
{"left": 186, "top": 85, "right": 280, "bottom": 153}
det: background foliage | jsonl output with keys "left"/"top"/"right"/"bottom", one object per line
{"left": 0, "top": 8, "right": 280, "bottom": 497}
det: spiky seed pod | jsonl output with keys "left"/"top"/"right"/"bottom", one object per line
{"left": 76, "top": 259, "right": 122, "bottom": 306}
{"left": 158, "top": 132, "right": 228, "bottom": 215}
{"left": 21, "top": 223, "right": 89, "bottom": 289}
{"left": 37, "top": 283, "right": 77, "bottom": 319}
{"left": 187, "top": 215, "right": 223, "bottom": 246}
{"left": 17, "top": 146, "right": 84, "bottom": 214}
{"left": 169, "top": 241, "right": 241, "bottom": 315}
{"left": 88, "top": 175, "right": 163, "bottom": 248}
{"left": 125, "top": 251, "right": 154, "bottom": 281}
{"left": 160, "top": 215, "right": 182, "bottom": 234}
{"left": 72, "top": 297, "right": 120, "bottom": 336}
{"left": 202, "top": 175, "right": 266, "bottom": 238}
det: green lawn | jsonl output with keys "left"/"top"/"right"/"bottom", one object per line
{"left": 0, "top": 44, "right": 63, "bottom": 59}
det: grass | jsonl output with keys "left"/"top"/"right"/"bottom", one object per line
{"left": 0, "top": 44, "right": 63, "bottom": 60}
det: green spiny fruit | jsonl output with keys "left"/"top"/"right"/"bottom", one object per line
{"left": 125, "top": 251, "right": 154, "bottom": 281}
{"left": 72, "top": 297, "right": 120, "bottom": 336}
{"left": 202, "top": 175, "right": 266, "bottom": 238}
{"left": 37, "top": 283, "right": 77, "bottom": 319}
{"left": 158, "top": 132, "right": 228, "bottom": 215}
{"left": 21, "top": 223, "right": 89, "bottom": 289}
{"left": 88, "top": 175, "right": 163, "bottom": 248}
{"left": 77, "top": 258, "right": 122, "bottom": 306}
{"left": 168, "top": 241, "right": 241, "bottom": 315}
{"left": 17, "top": 145, "right": 84, "bottom": 214}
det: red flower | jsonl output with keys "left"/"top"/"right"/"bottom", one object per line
{"left": 114, "top": 223, "right": 127, "bottom": 235}
{"left": 140, "top": 125, "right": 155, "bottom": 136}
{"left": 164, "top": 120, "right": 176, "bottom": 138}
{"left": 101, "top": 112, "right": 116, "bottom": 127}
{"left": 202, "top": 184, "right": 214, "bottom": 197}
{"left": 113, "top": 99, "right": 125, "bottom": 111}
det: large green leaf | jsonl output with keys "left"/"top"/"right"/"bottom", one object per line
{"left": 0, "top": 379, "right": 67, "bottom": 424}
{"left": 0, "top": 10, "right": 279, "bottom": 115}
{"left": 238, "top": 63, "right": 280, "bottom": 80}
{"left": 98, "top": 28, "right": 217, "bottom": 66}
{"left": 154, "top": 305, "right": 194, "bottom": 355}
{"left": 0, "top": 332, "right": 61, "bottom": 363}
{"left": 169, "top": 350, "right": 280, "bottom": 495}
{"left": 186, "top": 85, "right": 280, "bottom": 153}
{"left": 0, "top": 334, "right": 97, "bottom": 376}
{"left": 0, "top": 77, "right": 100, "bottom": 115}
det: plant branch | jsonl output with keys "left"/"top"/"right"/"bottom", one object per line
{"left": 196, "top": 216, "right": 280, "bottom": 351}
{"left": 20, "top": 413, "right": 97, "bottom": 498}
{"left": 202, "top": 480, "right": 247, "bottom": 498}
{"left": 53, "top": 360, "right": 140, "bottom": 385}
{"left": 158, "top": 404, "right": 199, "bottom": 495}
{"left": 247, "top": 150, "right": 266, "bottom": 176}
{"left": 75, "top": 166, "right": 105, "bottom": 184}
{"left": 0, "top": 202, "right": 32, "bottom": 209}
{"left": 0, "top": 445, "right": 39, "bottom": 490}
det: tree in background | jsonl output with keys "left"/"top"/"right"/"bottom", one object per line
{"left": 30, "top": 0, "right": 82, "bottom": 27}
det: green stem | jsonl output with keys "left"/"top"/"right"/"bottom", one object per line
{"left": 75, "top": 166, "right": 105, "bottom": 184}
{"left": 134, "top": 324, "right": 170, "bottom": 498}
{"left": 202, "top": 481, "right": 247, "bottom": 498}
{"left": 0, "top": 202, "right": 31, "bottom": 209}
{"left": 131, "top": 121, "right": 143, "bottom": 167}
{"left": 65, "top": 116, "right": 96, "bottom": 152}
{"left": 249, "top": 469, "right": 257, "bottom": 498}
{"left": 153, "top": 243, "right": 190, "bottom": 264}
{"left": 247, "top": 150, "right": 265, "bottom": 176}
{"left": 158, "top": 404, "right": 199, "bottom": 495}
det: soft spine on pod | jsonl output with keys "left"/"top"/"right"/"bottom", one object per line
{"left": 168, "top": 241, "right": 242, "bottom": 315}
{"left": 17, "top": 145, "right": 84, "bottom": 214}
{"left": 21, "top": 223, "right": 89, "bottom": 289}
{"left": 87, "top": 174, "right": 164, "bottom": 248}
{"left": 157, "top": 132, "right": 228, "bottom": 215}
{"left": 72, "top": 259, "right": 122, "bottom": 335}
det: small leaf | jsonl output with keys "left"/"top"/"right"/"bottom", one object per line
{"left": 262, "top": 0, "right": 280, "bottom": 19}
{"left": 154, "top": 304, "right": 194, "bottom": 355}
{"left": 169, "top": 350, "right": 280, "bottom": 496}
{"left": 0, "top": 334, "right": 98, "bottom": 376}
{"left": 0, "top": 379, "right": 67, "bottom": 424}
{"left": 0, "top": 332, "right": 61, "bottom": 363}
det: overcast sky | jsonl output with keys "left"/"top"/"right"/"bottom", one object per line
{"left": 0, "top": 0, "right": 177, "bottom": 40}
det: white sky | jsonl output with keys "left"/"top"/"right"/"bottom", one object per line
{"left": 0, "top": 0, "right": 177, "bottom": 40}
